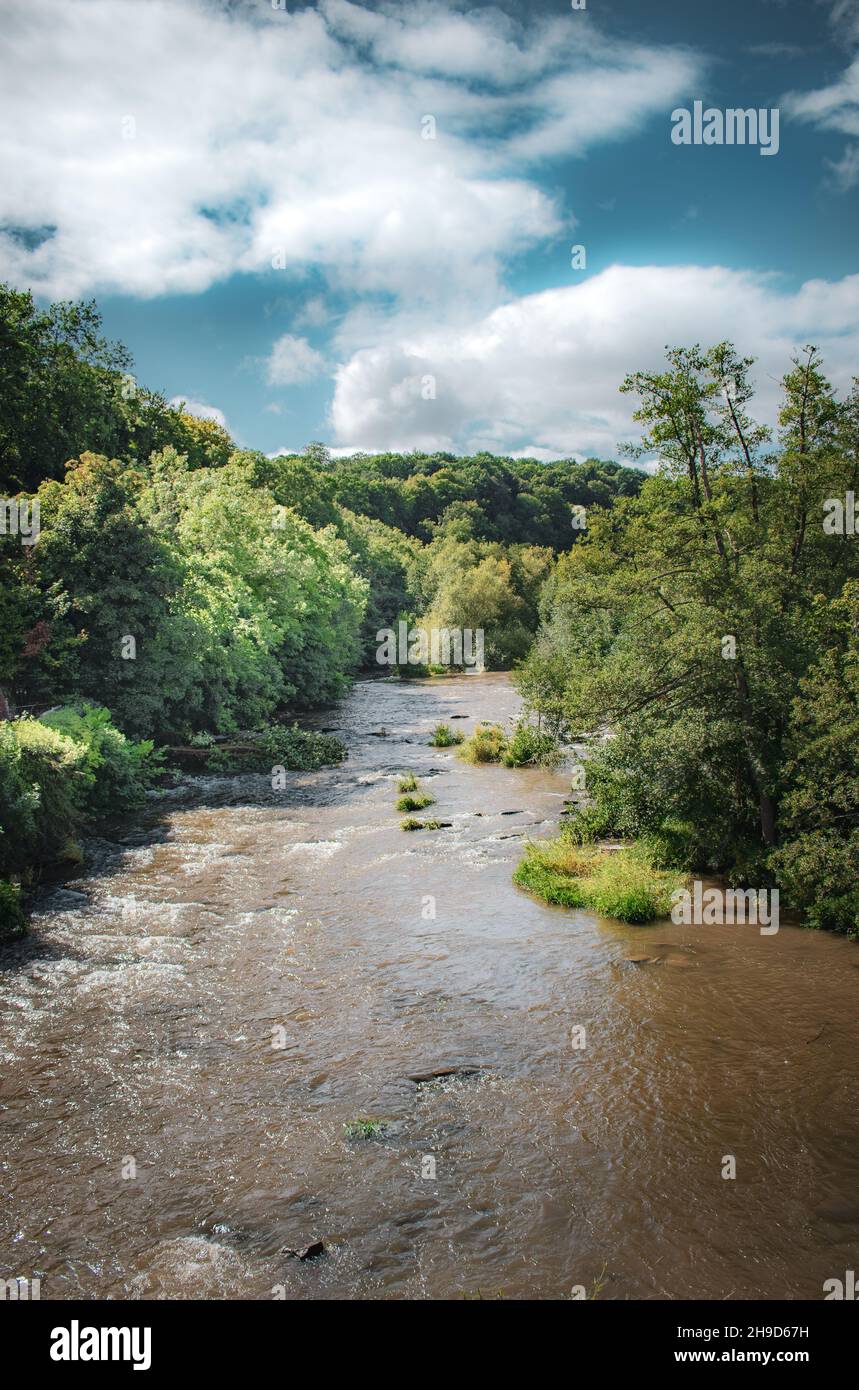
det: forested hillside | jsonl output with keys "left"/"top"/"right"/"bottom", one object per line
{"left": 2, "top": 283, "right": 858, "bottom": 941}
{"left": 0, "top": 284, "right": 639, "bottom": 736}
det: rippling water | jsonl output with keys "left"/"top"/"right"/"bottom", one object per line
{"left": 1, "top": 673, "right": 858, "bottom": 1300}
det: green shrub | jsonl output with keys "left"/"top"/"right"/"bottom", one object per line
{"left": 428, "top": 723, "right": 464, "bottom": 747}
{"left": 397, "top": 772, "right": 418, "bottom": 792}
{"left": 205, "top": 724, "right": 347, "bottom": 772}
{"left": 502, "top": 721, "right": 560, "bottom": 768}
{"left": 458, "top": 723, "right": 508, "bottom": 764}
{"left": 257, "top": 724, "right": 347, "bottom": 770}
{"left": 41, "top": 703, "right": 160, "bottom": 814}
{"left": 0, "top": 718, "right": 89, "bottom": 878}
{"left": 0, "top": 880, "right": 26, "bottom": 941}
{"left": 401, "top": 817, "right": 446, "bottom": 831}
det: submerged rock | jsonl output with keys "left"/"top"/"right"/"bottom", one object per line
{"left": 282, "top": 1239, "right": 325, "bottom": 1261}
{"left": 407, "top": 1065, "right": 483, "bottom": 1084}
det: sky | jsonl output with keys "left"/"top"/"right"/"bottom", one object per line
{"left": 1, "top": 0, "right": 858, "bottom": 461}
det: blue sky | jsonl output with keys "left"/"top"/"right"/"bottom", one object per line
{"left": 2, "top": 0, "right": 858, "bottom": 459}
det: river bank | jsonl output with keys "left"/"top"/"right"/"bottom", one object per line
{"left": 1, "top": 673, "right": 857, "bottom": 1300}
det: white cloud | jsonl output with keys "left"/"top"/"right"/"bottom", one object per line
{"left": 784, "top": 53, "right": 859, "bottom": 136}
{"left": 265, "top": 334, "right": 326, "bottom": 386}
{"left": 0, "top": 0, "right": 702, "bottom": 302}
{"left": 329, "top": 264, "right": 859, "bottom": 457}
{"left": 824, "top": 0, "right": 859, "bottom": 45}
{"left": 826, "top": 140, "right": 859, "bottom": 187}
{"left": 168, "top": 396, "right": 229, "bottom": 429}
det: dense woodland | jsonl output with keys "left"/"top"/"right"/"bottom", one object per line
{"left": 1, "top": 285, "right": 857, "bottom": 940}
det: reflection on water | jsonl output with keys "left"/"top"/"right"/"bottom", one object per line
{"left": 1, "top": 674, "right": 858, "bottom": 1300}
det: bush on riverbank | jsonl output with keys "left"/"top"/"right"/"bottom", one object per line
{"left": 41, "top": 703, "right": 160, "bottom": 814}
{"left": 201, "top": 724, "right": 347, "bottom": 773}
{"left": 513, "top": 836, "right": 685, "bottom": 924}
{"left": 0, "top": 880, "right": 26, "bottom": 941}
{"left": 0, "top": 707, "right": 160, "bottom": 926}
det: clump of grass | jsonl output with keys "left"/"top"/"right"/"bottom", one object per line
{"left": 344, "top": 1118, "right": 387, "bottom": 1139}
{"left": 397, "top": 772, "right": 419, "bottom": 793}
{"left": 428, "top": 723, "right": 464, "bottom": 748}
{"left": 401, "top": 817, "right": 446, "bottom": 831}
{"left": 396, "top": 793, "right": 435, "bottom": 812}
{"left": 457, "top": 722, "right": 508, "bottom": 764}
{"left": 513, "top": 838, "right": 685, "bottom": 924}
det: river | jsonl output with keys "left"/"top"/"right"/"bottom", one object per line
{"left": 1, "top": 673, "right": 857, "bottom": 1300}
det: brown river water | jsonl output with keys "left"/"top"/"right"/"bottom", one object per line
{"left": 1, "top": 673, "right": 858, "bottom": 1301}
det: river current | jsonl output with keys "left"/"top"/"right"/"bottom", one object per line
{"left": 1, "top": 673, "right": 857, "bottom": 1299}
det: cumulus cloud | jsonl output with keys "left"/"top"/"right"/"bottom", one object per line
{"left": 329, "top": 264, "right": 859, "bottom": 457}
{"left": 0, "top": 0, "right": 701, "bottom": 302}
{"left": 265, "top": 334, "right": 326, "bottom": 386}
{"left": 168, "top": 396, "right": 230, "bottom": 429}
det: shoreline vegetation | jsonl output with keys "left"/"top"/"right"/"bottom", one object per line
{"left": 0, "top": 708, "right": 347, "bottom": 939}
{"left": 513, "top": 838, "right": 685, "bottom": 926}
{"left": 0, "top": 284, "right": 637, "bottom": 939}
{"left": 1, "top": 284, "right": 857, "bottom": 941}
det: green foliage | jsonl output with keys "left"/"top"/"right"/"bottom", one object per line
{"left": 400, "top": 817, "right": 446, "bottom": 831}
{"left": 770, "top": 581, "right": 859, "bottom": 936}
{"left": 0, "top": 707, "right": 157, "bottom": 888}
{"left": 40, "top": 703, "right": 160, "bottom": 813}
{"left": 320, "top": 449, "right": 642, "bottom": 548}
{"left": 502, "top": 720, "right": 560, "bottom": 768}
{"left": 0, "top": 717, "right": 89, "bottom": 877}
{"left": 255, "top": 724, "right": 347, "bottom": 771}
{"left": 514, "top": 839, "right": 684, "bottom": 924}
{"left": 519, "top": 343, "right": 859, "bottom": 931}
{"left": 344, "top": 1118, "right": 387, "bottom": 1139}
{"left": 410, "top": 537, "right": 552, "bottom": 668}
{"left": 0, "top": 880, "right": 27, "bottom": 941}
{"left": 457, "top": 723, "right": 508, "bottom": 764}
{"left": 203, "top": 725, "right": 347, "bottom": 772}
{"left": 397, "top": 772, "right": 419, "bottom": 792}
{"left": 0, "top": 286, "right": 212, "bottom": 492}
{"left": 428, "top": 723, "right": 464, "bottom": 747}
{"left": 396, "top": 793, "right": 435, "bottom": 812}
